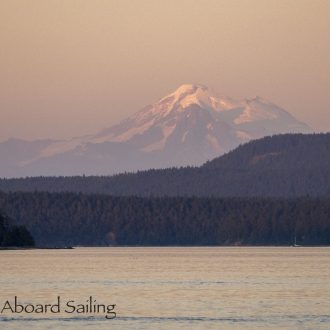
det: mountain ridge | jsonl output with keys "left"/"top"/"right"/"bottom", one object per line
{"left": 0, "top": 84, "right": 311, "bottom": 177}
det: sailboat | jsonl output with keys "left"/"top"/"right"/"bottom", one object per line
{"left": 293, "top": 234, "right": 301, "bottom": 247}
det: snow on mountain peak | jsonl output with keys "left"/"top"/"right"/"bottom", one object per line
{"left": 158, "top": 84, "right": 209, "bottom": 111}
{"left": 158, "top": 83, "right": 235, "bottom": 113}
{"left": 172, "top": 83, "right": 208, "bottom": 95}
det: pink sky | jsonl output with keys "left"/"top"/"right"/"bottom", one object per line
{"left": 0, "top": 0, "right": 329, "bottom": 141}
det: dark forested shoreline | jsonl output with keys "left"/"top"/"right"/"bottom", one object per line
{"left": 0, "top": 210, "right": 35, "bottom": 248}
{"left": 0, "top": 191, "right": 329, "bottom": 247}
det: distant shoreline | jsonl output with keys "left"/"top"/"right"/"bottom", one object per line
{"left": 1, "top": 245, "right": 329, "bottom": 251}
{"left": 0, "top": 246, "right": 74, "bottom": 250}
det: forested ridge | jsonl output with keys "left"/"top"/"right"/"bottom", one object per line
{"left": 0, "top": 191, "right": 329, "bottom": 247}
{"left": 1, "top": 133, "right": 330, "bottom": 197}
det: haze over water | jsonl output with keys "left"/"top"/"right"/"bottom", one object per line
{"left": 1, "top": 247, "right": 329, "bottom": 330}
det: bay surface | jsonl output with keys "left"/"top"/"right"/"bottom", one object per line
{"left": 1, "top": 247, "right": 329, "bottom": 329}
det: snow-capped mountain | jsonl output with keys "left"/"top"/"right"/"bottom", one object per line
{"left": 0, "top": 84, "right": 311, "bottom": 177}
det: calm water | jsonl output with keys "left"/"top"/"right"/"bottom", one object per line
{"left": 0, "top": 247, "right": 329, "bottom": 329}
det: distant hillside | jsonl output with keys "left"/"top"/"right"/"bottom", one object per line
{"left": 1, "top": 133, "right": 330, "bottom": 197}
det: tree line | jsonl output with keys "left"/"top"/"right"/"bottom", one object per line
{"left": 0, "top": 191, "right": 329, "bottom": 247}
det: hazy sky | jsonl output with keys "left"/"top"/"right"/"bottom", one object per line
{"left": 0, "top": 0, "right": 329, "bottom": 141}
